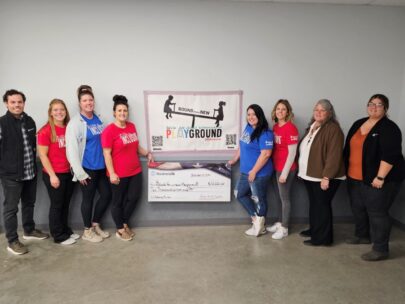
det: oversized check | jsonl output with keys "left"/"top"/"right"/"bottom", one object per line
{"left": 148, "top": 162, "right": 231, "bottom": 202}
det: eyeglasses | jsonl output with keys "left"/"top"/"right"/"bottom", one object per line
{"left": 367, "top": 102, "right": 384, "bottom": 108}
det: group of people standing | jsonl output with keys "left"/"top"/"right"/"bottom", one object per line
{"left": 230, "top": 95, "right": 404, "bottom": 261}
{"left": 0, "top": 86, "right": 152, "bottom": 255}
{"left": 1, "top": 88, "right": 404, "bottom": 262}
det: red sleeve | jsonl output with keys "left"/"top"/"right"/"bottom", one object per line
{"left": 101, "top": 124, "right": 113, "bottom": 148}
{"left": 37, "top": 124, "right": 51, "bottom": 146}
{"left": 285, "top": 123, "right": 299, "bottom": 145}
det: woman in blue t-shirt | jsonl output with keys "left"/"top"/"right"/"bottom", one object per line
{"left": 229, "top": 104, "right": 273, "bottom": 237}
{"left": 66, "top": 85, "right": 112, "bottom": 243}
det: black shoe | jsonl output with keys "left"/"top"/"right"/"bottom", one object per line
{"left": 345, "top": 236, "right": 371, "bottom": 245}
{"left": 303, "top": 240, "right": 332, "bottom": 247}
{"left": 299, "top": 229, "right": 311, "bottom": 238}
{"left": 361, "top": 250, "right": 388, "bottom": 261}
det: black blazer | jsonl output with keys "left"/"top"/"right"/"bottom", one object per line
{"left": 343, "top": 116, "right": 405, "bottom": 184}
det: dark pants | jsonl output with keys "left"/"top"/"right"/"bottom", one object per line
{"left": 347, "top": 178, "right": 401, "bottom": 253}
{"left": 1, "top": 177, "right": 37, "bottom": 244}
{"left": 79, "top": 168, "right": 112, "bottom": 228}
{"left": 111, "top": 173, "right": 142, "bottom": 229}
{"left": 43, "top": 172, "right": 75, "bottom": 243}
{"left": 304, "top": 179, "right": 341, "bottom": 245}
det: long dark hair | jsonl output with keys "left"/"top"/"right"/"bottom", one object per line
{"left": 247, "top": 104, "right": 269, "bottom": 142}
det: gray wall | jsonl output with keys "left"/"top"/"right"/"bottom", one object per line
{"left": 0, "top": 0, "right": 404, "bottom": 228}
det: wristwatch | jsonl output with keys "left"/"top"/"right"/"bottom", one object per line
{"left": 376, "top": 176, "right": 385, "bottom": 181}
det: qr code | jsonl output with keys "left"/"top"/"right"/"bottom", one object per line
{"left": 152, "top": 136, "right": 163, "bottom": 147}
{"left": 226, "top": 134, "right": 236, "bottom": 145}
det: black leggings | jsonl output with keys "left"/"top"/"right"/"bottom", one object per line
{"left": 111, "top": 173, "right": 142, "bottom": 229}
{"left": 43, "top": 172, "right": 75, "bottom": 243}
{"left": 79, "top": 168, "right": 112, "bottom": 228}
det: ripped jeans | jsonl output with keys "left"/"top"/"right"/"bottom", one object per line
{"left": 234, "top": 173, "right": 271, "bottom": 217}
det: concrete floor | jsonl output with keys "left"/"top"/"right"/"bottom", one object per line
{"left": 1, "top": 224, "right": 405, "bottom": 304}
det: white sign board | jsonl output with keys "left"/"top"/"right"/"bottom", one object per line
{"left": 148, "top": 162, "right": 231, "bottom": 202}
{"left": 144, "top": 91, "right": 242, "bottom": 154}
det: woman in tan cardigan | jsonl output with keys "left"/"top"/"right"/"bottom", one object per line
{"left": 297, "top": 99, "right": 345, "bottom": 246}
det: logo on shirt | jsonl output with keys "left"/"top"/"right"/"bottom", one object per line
{"left": 88, "top": 124, "right": 104, "bottom": 135}
{"left": 57, "top": 135, "right": 66, "bottom": 148}
{"left": 290, "top": 135, "right": 298, "bottom": 141}
{"left": 240, "top": 130, "right": 251, "bottom": 144}
{"left": 265, "top": 140, "right": 273, "bottom": 147}
{"left": 120, "top": 132, "right": 138, "bottom": 145}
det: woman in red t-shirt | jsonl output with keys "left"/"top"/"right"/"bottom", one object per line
{"left": 38, "top": 99, "right": 79, "bottom": 245}
{"left": 101, "top": 95, "right": 153, "bottom": 241}
{"left": 266, "top": 99, "right": 299, "bottom": 240}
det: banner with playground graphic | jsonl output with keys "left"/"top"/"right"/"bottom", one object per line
{"left": 144, "top": 91, "right": 242, "bottom": 154}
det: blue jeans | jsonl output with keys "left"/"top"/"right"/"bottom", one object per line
{"left": 234, "top": 174, "right": 270, "bottom": 217}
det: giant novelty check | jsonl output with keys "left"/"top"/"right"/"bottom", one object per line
{"left": 148, "top": 162, "right": 231, "bottom": 202}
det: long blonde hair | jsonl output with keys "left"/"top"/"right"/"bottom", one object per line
{"left": 47, "top": 99, "right": 70, "bottom": 142}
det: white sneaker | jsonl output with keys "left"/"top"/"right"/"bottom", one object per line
{"left": 70, "top": 233, "right": 81, "bottom": 240}
{"left": 60, "top": 238, "right": 76, "bottom": 246}
{"left": 266, "top": 222, "right": 281, "bottom": 233}
{"left": 245, "top": 216, "right": 266, "bottom": 237}
{"left": 272, "top": 226, "right": 288, "bottom": 240}
{"left": 254, "top": 216, "right": 265, "bottom": 237}
{"left": 82, "top": 227, "right": 103, "bottom": 243}
{"left": 93, "top": 224, "right": 110, "bottom": 239}
{"left": 245, "top": 225, "right": 266, "bottom": 236}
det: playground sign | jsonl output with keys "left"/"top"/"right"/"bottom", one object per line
{"left": 144, "top": 91, "right": 242, "bottom": 154}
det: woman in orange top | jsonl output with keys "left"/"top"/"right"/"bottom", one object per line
{"left": 343, "top": 94, "right": 405, "bottom": 261}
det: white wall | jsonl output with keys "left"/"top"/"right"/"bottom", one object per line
{"left": 390, "top": 53, "right": 405, "bottom": 224}
{"left": 1, "top": 0, "right": 404, "bottom": 226}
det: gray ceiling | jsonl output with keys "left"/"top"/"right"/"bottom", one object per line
{"left": 228, "top": 0, "right": 405, "bottom": 6}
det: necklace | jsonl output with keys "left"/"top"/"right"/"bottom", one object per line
{"left": 307, "top": 124, "right": 320, "bottom": 145}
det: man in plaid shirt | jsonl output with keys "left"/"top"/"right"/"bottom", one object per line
{"left": 0, "top": 89, "right": 49, "bottom": 255}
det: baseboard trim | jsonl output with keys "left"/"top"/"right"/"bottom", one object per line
{"left": 6, "top": 217, "right": 405, "bottom": 232}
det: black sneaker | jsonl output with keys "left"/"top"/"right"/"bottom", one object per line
{"left": 7, "top": 240, "right": 28, "bottom": 255}
{"left": 361, "top": 250, "right": 388, "bottom": 261}
{"left": 345, "top": 236, "right": 371, "bottom": 245}
{"left": 23, "top": 229, "right": 49, "bottom": 240}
